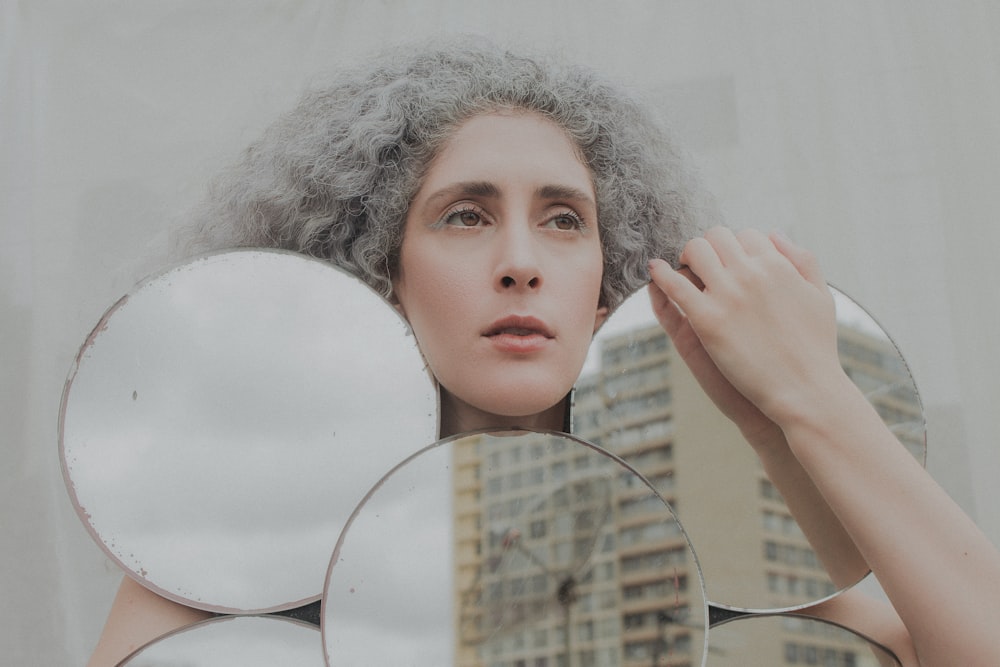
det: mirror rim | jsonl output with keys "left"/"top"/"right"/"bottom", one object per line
{"left": 59, "top": 248, "right": 438, "bottom": 613}
{"left": 117, "top": 613, "right": 322, "bottom": 667}
{"left": 322, "top": 426, "right": 710, "bottom": 667}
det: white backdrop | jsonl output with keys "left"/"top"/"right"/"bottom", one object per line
{"left": 3, "top": 1, "right": 999, "bottom": 662}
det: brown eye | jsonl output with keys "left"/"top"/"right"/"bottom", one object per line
{"left": 545, "top": 213, "right": 585, "bottom": 231}
{"left": 444, "top": 209, "right": 485, "bottom": 227}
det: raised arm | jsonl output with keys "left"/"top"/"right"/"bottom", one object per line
{"left": 648, "top": 227, "right": 1000, "bottom": 667}
{"left": 647, "top": 255, "right": 869, "bottom": 590}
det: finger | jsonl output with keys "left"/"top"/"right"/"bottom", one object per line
{"left": 735, "top": 228, "right": 773, "bottom": 256}
{"left": 704, "top": 226, "right": 749, "bottom": 267}
{"left": 769, "top": 230, "right": 826, "bottom": 289}
{"left": 647, "top": 282, "right": 686, "bottom": 338}
{"left": 648, "top": 258, "right": 703, "bottom": 317}
{"left": 678, "top": 236, "right": 725, "bottom": 286}
{"left": 676, "top": 265, "right": 705, "bottom": 291}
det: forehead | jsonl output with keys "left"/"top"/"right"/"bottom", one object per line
{"left": 418, "top": 111, "right": 595, "bottom": 197}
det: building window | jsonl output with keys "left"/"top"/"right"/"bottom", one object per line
{"left": 784, "top": 642, "right": 798, "bottom": 663}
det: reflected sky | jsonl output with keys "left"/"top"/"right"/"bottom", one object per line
{"left": 61, "top": 250, "right": 438, "bottom": 612}
{"left": 324, "top": 440, "right": 456, "bottom": 666}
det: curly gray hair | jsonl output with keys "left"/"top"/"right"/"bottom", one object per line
{"left": 190, "top": 38, "right": 710, "bottom": 310}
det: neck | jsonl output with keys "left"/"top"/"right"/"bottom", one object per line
{"left": 439, "top": 390, "right": 569, "bottom": 438}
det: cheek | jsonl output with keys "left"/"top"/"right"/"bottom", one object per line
{"left": 571, "top": 252, "right": 606, "bottom": 324}
{"left": 394, "top": 257, "right": 480, "bottom": 362}
{"left": 401, "top": 270, "right": 478, "bottom": 328}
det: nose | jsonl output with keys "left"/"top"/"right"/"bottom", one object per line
{"left": 494, "top": 223, "right": 542, "bottom": 292}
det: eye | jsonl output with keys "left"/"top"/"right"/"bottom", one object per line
{"left": 542, "top": 211, "right": 586, "bottom": 231}
{"left": 441, "top": 207, "right": 488, "bottom": 228}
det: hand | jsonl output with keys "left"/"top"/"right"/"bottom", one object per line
{"left": 648, "top": 227, "right": 843, "bottom": 429}
{"left": 647, "top": 273, "right": 782, "bottom": 448}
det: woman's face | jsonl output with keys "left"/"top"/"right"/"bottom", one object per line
{"left": 393, "top": 111, "right": 607, "bottom": 431}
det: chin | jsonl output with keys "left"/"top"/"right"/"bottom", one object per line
{"left": 481, "top": 392, "right": 566, "bottom": 421}
{"left": 488, "top": 370, "right": 572, "bottom": 412}
{"left": 445, "top": 381, "right": 571, "bottom": 431}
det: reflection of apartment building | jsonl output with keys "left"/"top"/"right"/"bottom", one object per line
{"left": 837, "top": 326, "right": 924, "bottom": 463}
{"left": 453, "top": 320, "right": 921, "bottom": 667}
{"left": 452, "top": 426, "right": 699, "bottom": 667}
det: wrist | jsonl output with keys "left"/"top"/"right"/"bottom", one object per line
{"left": 769, "top": 369, "right": 870, "bottom": 450}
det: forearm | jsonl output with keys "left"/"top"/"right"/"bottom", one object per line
{"left": 775, "top": 374, "right": 1000, "bottom": 666}
{"left": 749, "top": 431, "right": 869, "bottom": 589}
{"left": 649, "top": 228, "right": 1000, "bottom": 664}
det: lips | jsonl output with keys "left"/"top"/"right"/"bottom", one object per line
{"left": 483, "top": 316, "right": 554, "bottom": 339}
{"left": 483, "top": 316, "right": 554, "bottom": 354}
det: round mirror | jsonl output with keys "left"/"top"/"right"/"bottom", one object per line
{"left": 118, "top": 615, "right": 324, "bottom": 667}
{"left": 60, "top": 250, "right": 438, "bottom": 613}
{"left": 575, "top": 285, "right": 924, "bottom": 611}
{"left": 707, "top": 613, "right": 900, "bottom": 666}
{"left": 323, "top": 430, "right": 708, "bottom": 667}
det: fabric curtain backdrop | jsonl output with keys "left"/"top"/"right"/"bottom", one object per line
{"left": 3, "top": 1, "right": 999, "bottom": 662}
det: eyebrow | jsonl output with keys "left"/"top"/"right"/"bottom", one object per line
{"left": 423, "top": 181, "right": 501, "bottom": 209}
{"left": 536, "top": 184, "right": 595, "bottom": 207}
{"left": 422, "top": 181, "right": 596, "bottom": 210}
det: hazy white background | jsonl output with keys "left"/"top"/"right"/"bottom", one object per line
{"left": 3, "top": 1, "right": 999, "bottom": 663}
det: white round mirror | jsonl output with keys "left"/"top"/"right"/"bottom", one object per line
{"left": 60, "top": 250, "right": 438, "bottom": 613}
{"left": 323, "top": 430, "right": 709, "bottom": 667}
{"left": 576, "top": 285, "right": 924, "bottom": 611}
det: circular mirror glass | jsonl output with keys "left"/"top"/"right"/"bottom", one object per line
{"left": 118, "top": 615, "right": 324, "bottom": 667}
{"left": 60, "top": 250, "right": 438, "bottom": 613}
{"left": 575, "top": 285, "right": 924, "bottom": 611}
{"left": 323, "top": 430, "right": 708, "bottom": 667}
{"left": 707, "top": 613, "right": 900, "bottom": 666}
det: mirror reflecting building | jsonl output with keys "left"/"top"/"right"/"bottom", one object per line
{"left": 444, "top": 288, "right": 920, "bottom": 667}
{"left": 451, "top": 433, "right": 705, "bottom": 667}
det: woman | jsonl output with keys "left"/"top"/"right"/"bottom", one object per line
{"left": 89, "top": 39, "right": 1000, "bottom": 666}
